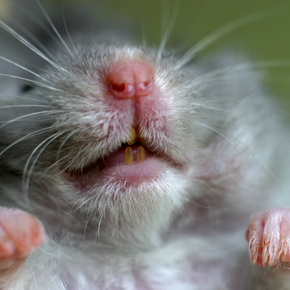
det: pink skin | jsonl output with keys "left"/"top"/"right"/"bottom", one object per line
{"left": 73, "top": 59, "right": 170, "bottom": 187}
{"left": 247, "top": 208, "right": 290, "bottom": 267}
{"left": 107, "top": 60, "right": 154, "bottom": 99}
{"left": 0, "top": 208, "right": 45, "bottom": 271}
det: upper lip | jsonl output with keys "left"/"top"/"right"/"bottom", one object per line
{"left": 98, "top": 126, "right": 149, "bottom": 169}
{"left": 63, "top": 125, "right": 181, "bottom": 175}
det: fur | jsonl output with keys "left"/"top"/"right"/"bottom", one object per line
{"left": 0, "top": 1, "right": 290, "bottom": 289}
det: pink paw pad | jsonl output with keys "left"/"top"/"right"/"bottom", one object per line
{"left": 0, "top": 208, "right": 45, "bottom": 271}
{"left": 247, "top": 207, "right": 290, "bottom": 267}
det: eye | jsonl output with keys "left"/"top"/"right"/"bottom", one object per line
{"left": 20, "top": 84, "right": 34, "bottom": 93}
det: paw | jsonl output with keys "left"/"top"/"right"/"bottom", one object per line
{"left": 0, "top": 208, "right": 45, "bottom": 271}
{"left": 247, "top": 207, "right": 290, "bottom": 267}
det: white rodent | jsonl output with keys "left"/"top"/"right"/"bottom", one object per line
{"left": 0, "top": 1, "right": 290, "bottom": 289}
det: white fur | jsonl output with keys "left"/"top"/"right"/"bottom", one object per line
{"left": 0, "top": 1, "right": 290, "bottom": 289}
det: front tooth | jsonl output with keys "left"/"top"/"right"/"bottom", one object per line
{"left": 137, "top": 146, "right": 146, "bottom": 162}
{"left": 124, "top": 147, "right": 134, "bottom": 165}
{"left": 127, "top": 127, "right": 137, "bottom": 145}
{"left": 137, "top": 129, "right": 145, "bottom": 142}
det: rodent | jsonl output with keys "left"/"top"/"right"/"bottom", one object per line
{"left": 1, "top": 0, "right": 290, "bottom": 289}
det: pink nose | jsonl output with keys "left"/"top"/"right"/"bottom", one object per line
{"left": 107, "top": 60, "right": 154, "bottom": 99}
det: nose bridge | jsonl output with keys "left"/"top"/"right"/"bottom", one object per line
{"left": 106, "top": 59, "right": 154, "bottom": 99}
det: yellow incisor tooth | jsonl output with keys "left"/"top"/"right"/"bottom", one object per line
{"left": 124, "top": 147, "right": 134, "bottom": 165}
{"left": 137, "top": 130, "right": 145, "bottom": 142}
{"left": 127, "top": 127, "right": 137, "bottom": 145}
{"left": 137, "top": 146, "right": 146, "bottom": 162}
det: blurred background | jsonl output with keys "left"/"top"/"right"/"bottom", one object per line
{"left": 1, "top": 0, "right": 290, "bottom": 112}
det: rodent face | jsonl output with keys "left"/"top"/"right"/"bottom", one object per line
{"left": 46, "top": 45, "right": 201, "bottom": 167}
{"left": 12, "top": 41, "right": 204, "bottom": 241}
{"left": 0, "top": 2, "right": 261, "bottom": 244}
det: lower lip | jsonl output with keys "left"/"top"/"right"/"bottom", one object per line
{"left": 100, "top": 157, "right": 167, "bottom": 183}
{"left": 66, "top": 157, "right": 168, "bottom": 192}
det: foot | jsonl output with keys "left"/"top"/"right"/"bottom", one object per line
{"left": 0, "top": 207, "right": 45, "bottom": 271}
{"left": 247, "top": 207, "right": 290, "bottom": 267}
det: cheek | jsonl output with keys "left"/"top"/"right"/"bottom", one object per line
{"left": 190, "top": 145, "right": 245, "bottom": 191}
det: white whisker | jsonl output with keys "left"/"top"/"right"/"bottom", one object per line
{"left": 0, "top": 127, "right": 52, "bottom": 157}
{"left": 61, "top": 0, "right": 77, "bottom": 54}
{"left": 157, "top": 0, "right": 180, "bottom": 64}
{"left": 56, "top": 129, "right": 79, "bottom": 161}
{"left": 16, "top": 24, "right": 55, "bottom": 59}
{"left": 57, "top": 144, "right": 86, "bottom": 176}
{"left": 192, "top": 65, "right": 238, "bottom": 86}
{"left": 96, "top": 214, "right": 103, "bottom": 241}
{"left": 83, "top": 215, "right": 91, "bottom": 238}
{"left": 0, "top": 56, "right": 49, "bottom": 82}
{"left": 201, "top": 106, "right": 230, "bottom": 112}
{"left": 13, "top": 1, "right": 62, "bottom": 45}
{"left": 0, "top": 105, "right": 50, "bottom": 109}
{"left": 44, "top": 154, "right": 69, "bottom": 173}
{"left": 176, "top": 8, "right": 286, "bottom": 69}
{"left": 74, "top": 195, "right": 96, "bottom": 212}
{"left": 0, "top": 73, "right": 61, "bottom": 91}
{"left": 23, "top": 130, "right": 68, "bottom": 196}
{"left": 0, "top": 110, "right": 64, "bottom": 129}
{"left": 0, "top": 94, "right": 47, "bottom": 103}
{"left": 36, "top": 0, "right": 73, "bottom": 57}
{"left": 0, "top": 19, "right": 70, "bottom": 74}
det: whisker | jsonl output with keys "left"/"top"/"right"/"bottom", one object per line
{"left": 0, "top": 105, "right": 50, "bottom": 109}
{"left": 57, "top": 144, "right": 86, "bottom": 176}
{"left": 0, "top": 94, "right": 48, "bottom": 103}
{"left": 16, "top": 24, "right": 55, "bottom": 59}
{"left": 0, "top": 73, "right": 62, "bottom": 91}
{"left": 23, "top": 130, "right": 68, "bottom": 197}
{"left": 0, "top": 19, "right": 70, "bottom": 74}
{"left": 176, "top": 8, "right": 286, "bottom": 69}
{"left": 0, "top": 56, "right": 49, "bottom": 82}
{"left": 83, "top": 214, "right": 91, "bottom": 238}
{"left": 200, "top": 106, "right": 231, "bottom": 112}
{"left": 0, "top": 110, "right": 65, "bottom": 129}
{"left": 0, "top": 127, "right": 52, "bottom": 157}
{"left": 13, "top": 1, "right": 62, "bottom": 45}
{"left": 74, "top": 195, "right": 96, "bottom": 212}
{"left": 180, "top": 194, "right": 221, "bottom": 209}
{"left": 36, "top": 0, "right": 73, "bottom": 57}
{"left": 44, "top": 154, "right": 69, "bottom": 173}
{"left": 42, "top": 128, "right": 79, "bottom": 175}
{"left": 96, "top": 213, "right": 103, "bottom": 241}
{"left": 56, "top": 129, "right": 79, "bottom": 161}
{"left": 157, "top": 0, "right": 180, "bottom": 65}
{"left": 188, "top": 62, "right": 259, "bottom": 89}
{"left": 192, "top": 65, "right": 238, "bottom": 86}
{"left": 61, "top": 0, "right": 77, "bottom": 54}
{"left": 157, "top": 1, "right": 176, "bottom": 61}
{"left": 141, "top": 8, "right": 148, "bottom": 48}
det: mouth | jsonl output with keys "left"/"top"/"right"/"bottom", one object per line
{"left": 99, "top": 126, "right": 147, "bottom": 170}
{"left": 65, "top": 126, "right": 175, "bottom": 190}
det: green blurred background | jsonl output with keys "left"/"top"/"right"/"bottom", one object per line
{"left": 103, "top": 0, "right": 290, "bottom": 112}
{"left": 60, "top": 0, "right": 290, "bottom": 113}
{"left": 2, "top": 0, "right": 290, "bottom": 112}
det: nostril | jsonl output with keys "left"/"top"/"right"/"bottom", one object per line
{"left": 107, "top": 59, "right": 154, "bottom": 99}
{"left": 111, "top": 83, "right": 126, "bottom": 93}
{"left": 144, "top": 81, "right": 151, "bottom": 87}
{"left": 136, "top": 81, "right": 153, "bottom": 96}
{"left": 109, "top": 83, "right": 135, "bottom": 98}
